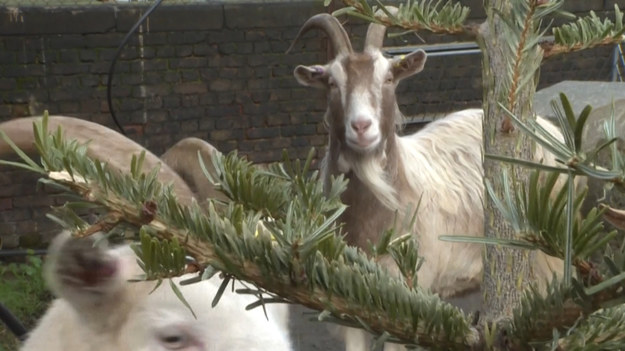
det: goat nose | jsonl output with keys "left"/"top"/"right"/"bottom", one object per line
{"left": 351, "top": 119, "right": 372, "bottom": 134}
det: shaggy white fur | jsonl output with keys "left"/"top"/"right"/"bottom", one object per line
{"left": 21, "top": 232, "right": 292, "bottom": 351}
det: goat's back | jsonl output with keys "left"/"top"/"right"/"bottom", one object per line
{"left": 397, "top": 109, "right": 564, "bottom": 297}
{"left": 0, "top": 116, "right": 196, "bottom": 205}
{"left": 397, "top": 109, "right": 485, "bottom": 297}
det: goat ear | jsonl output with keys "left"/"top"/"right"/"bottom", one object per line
{"left": 293, "top": 65, "right": 328, "bottom": 89}
{"left": 390, "top": 49, "right": 427, "bottom": 81}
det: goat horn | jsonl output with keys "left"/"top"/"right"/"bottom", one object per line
{"left": 364, "top": 7, "right": 398, "bottom": 51}
{"left": 364, "top": 23, "right": 387, "bottom": 51}
{"left": 287, "top": 13, "right": 353, "bottom": 57}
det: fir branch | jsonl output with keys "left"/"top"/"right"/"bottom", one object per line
{"left": 332, "top": 0, "right": 624, "bottom": 64}
{"left": 507, "top": 279, "right": 625, "bottom": 349}
{"left": 542, "top": 35, "right": 625, "bottom": 58}
{"left": 335, "top": 0, "right": 472, "bottom": 36}
{"left": 487, "top": 0, "right": 563, "bottom": 132}
{"left": 480, "top": 167, "right": 617, "bottom": 266}
{"left": 467, "top": 164, "right": 622, "bottom": 294}
{"left": 497, "top": 100, "right": 624, "bottom": 185}
{"left": 5, "top": 107, "right": 625, "bottom": 348}
{"left": 507, "top": 281, "right": 581, "bottom": 348}
{"left": 32, "top": 115, "right": 625, "bottom": 350}
{"left": 506, "top": 0, "right": 539, "bottom": 114}
{"left": 5, "top": 115, "right": 479, "bottom": 350}
{"left": 545, "top": 5, "right": 625, "bottom": 58}
{"left": 557, "top": 305, "right": 625, "bottom": 350}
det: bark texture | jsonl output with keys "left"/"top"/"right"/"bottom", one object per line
{"left": 477, "top": 1, "right": 543, "bottom": 324}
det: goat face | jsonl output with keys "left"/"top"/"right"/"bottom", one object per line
{"left": 291, "top": 14, "right": 427, "bottom": 154}
{"left": 23, "top": 232, "right": 292, "bottom": 351}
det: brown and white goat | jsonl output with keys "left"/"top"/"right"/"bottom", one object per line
{"left": 0, "top": 116, "right": 227, "bottom": 206}
{"left": 0, "top": 116, "right": 197, "bottom": 205}
{"left": 291, "top": 12, "right": 563, "bottom": 319}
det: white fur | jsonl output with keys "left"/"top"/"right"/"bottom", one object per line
{"left": 328, "top": 60, "right": 348, "bottom": 107}
{"left": 333, "top": 109, "right": 566, "bottom": 351}
{"left": 339, "top": 108, "right": 565, "bottom": 296}
{"left": 348, "top": 150, "right": 398, "bottom": 210}
{"left": 345, "top": 90, "right": 382, "bottom": 151}
{"left": 394, "top": 109, "right": 486, "bottom": 294}
{"left": 342, "top": 53, "right": 391, "bottom": 154}
{"left": 21, "top": 232, "right": 292, "bottom": 351}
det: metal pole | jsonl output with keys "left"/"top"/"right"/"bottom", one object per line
{"left": 611, "top": 44, "right": 619, "bottom": 82}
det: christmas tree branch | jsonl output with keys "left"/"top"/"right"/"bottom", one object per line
{"left": 545, "top": 5, "right": 625, "bottom": 58}
{"left": 335, "top": 0, "right": 473, "bottom": 36}
{"left": 506, "top": 0, "right": 540, "bottom": 113}
{"left": 557, "top": 304, "right": 625, "bottom": 349}
{"left": 4, "top": 109, "right": 625, "bottom": 348}
{"left": 332, "top": 0, "right": 624, "bottom": 60}
{"left": 0, "top": 114, "right": 478, "bottom": 350}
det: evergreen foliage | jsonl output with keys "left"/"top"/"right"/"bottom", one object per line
{"left": 2, "top": 1, "right": 625, "bottom": 349}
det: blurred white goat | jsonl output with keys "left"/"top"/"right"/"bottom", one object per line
{"left": 21, "top": 231, "right": 292, "bottom": 351}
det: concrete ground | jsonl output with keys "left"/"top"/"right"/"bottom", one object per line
{"left": 288, "top": 305, "right": 343, "bottom": 351}
{"left": 285, "top": 288, "right": 483, "bottom": 351}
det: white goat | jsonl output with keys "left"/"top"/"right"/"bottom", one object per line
{"left": 291, "top": 14, "right": 564, "bottom": 350}
{"left": 21, "top": 231, "right": 292, "bottom": 351}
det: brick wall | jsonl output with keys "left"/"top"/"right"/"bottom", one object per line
{"left": 0, "top": 1, "right": 622, "bottom": 247}
{"left": 0, "top": 3, "right": 331, "bottom": 161}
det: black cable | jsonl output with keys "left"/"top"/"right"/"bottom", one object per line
{"left": 107, "top": 0, "right": 166, "bottom": 136}
{"left": 0, "top": 302, "right": 27, "bottom": 341}
{"left": 2, "top": 4, "right": 167, "bottom": 336}
{"left": 3, "top": 3, "right": 168, "bottom": 336}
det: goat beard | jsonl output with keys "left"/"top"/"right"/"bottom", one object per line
{"left": 345, "top": 150, "right": 400, "bottom": 211}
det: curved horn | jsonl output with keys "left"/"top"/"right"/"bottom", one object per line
{"left": 287, "top": 13, "right": 353, "bottom": 57}
{"left": 0, "top": 116, "right": 197, "bottom": 206}
{"left": 364, "top": 23, "right": 387, "bottom": 51}
{"left": 364, "top": 7, "right": 397, "bottom": 51}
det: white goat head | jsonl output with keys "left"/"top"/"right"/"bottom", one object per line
{"left": 291, "top": 14, "right": 427, "bottom": 156}
{"left": 21, "top": 232, "right": 292, "bottom": 351}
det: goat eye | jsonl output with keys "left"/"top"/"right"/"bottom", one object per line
{"left": 328, "top": 78, "right": 337, "bottom": 88}
{"left": 158, "top": 333, "right": 190, "bottom": 350}
{"left": 384, "top": 76, "right": 393, "bottom": 84}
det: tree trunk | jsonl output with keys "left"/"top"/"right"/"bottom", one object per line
{"left": 477, "top": 1, "right": 543, "bottom": 324}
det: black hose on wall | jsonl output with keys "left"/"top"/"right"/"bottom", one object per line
{"left": 108, "top": 0, "right": 165, "bottom": 135}
{"left": 0, "top": 0, "right": 167, "bottom": 342}
{"left": 0, "top": 302, "right": 27, "bottom": 341}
